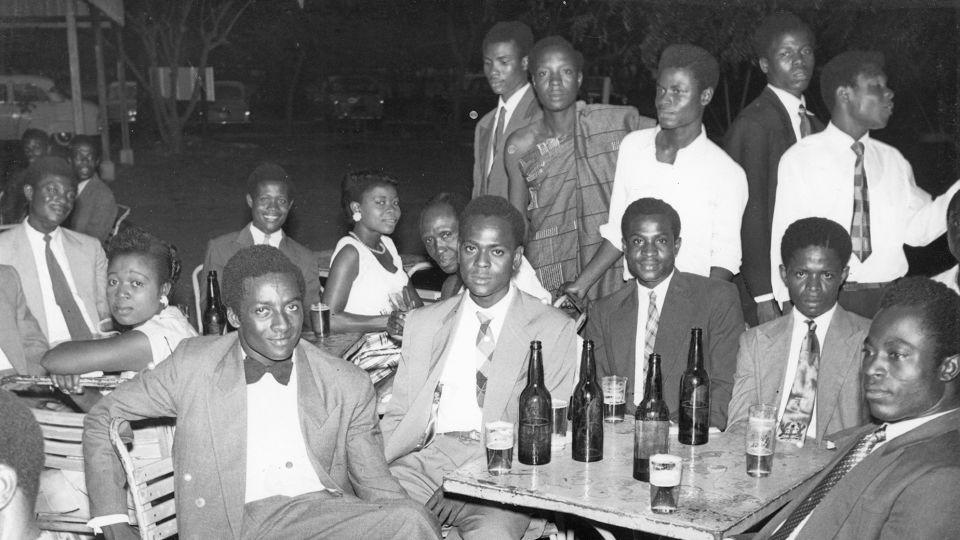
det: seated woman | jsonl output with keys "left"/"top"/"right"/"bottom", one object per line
{"left": 41, "top": 227, "right": 197, "bottom": 410}
{"left": 323, "top": 170, "right": 422, "bottom": 333}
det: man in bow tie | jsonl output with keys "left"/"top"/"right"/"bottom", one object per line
{"left": 83, "top": 245, "right": 438, "bottom": 540}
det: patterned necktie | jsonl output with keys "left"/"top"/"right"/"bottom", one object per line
{"left": 798, "top": 104, "right": 812, "bottom": 138}
{"left": 243, "top": 356, "right": 293, "bottom": 385}
{"left": 644, "top": 290, "right": 659, "bottom": 357}
{"left": 475, "top": 311, "right": 496, "bottom": 407}
{"left": 486, "top": 106, "right": 507, "bottom": 179}
{"left": 771, "top": 424, "right": 887, "bottom": 540}
{"left": 850, "top": 141, "right": 872, "bottom": 262}
{"left": 777, "top": 320, "right": 820, "bottom": 446}
{"left": 43, "top": 233, "right": 92, "bottom": 340}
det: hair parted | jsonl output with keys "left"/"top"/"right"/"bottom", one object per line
{"left": 23, "top": 156, "right": 75, "bottom": 188}
{"left": 658, "top": 44, "right": 719, "bottom": 91}
{"left": 820, "top": 50, "right": 885, "bottom": 111}
{"left": 221, "top": 245, "right": 305, "bottom": 314}
{"left": 106, "top": 226, "right": 182, "bottom": 287}
{"left": 780, "top": 217, "right": 852, "bottom": 267}
{"left": 340, "top": 169, "right": 399, "bottom": 223}
{"left": 483, "top": 21, "right": 534, "bottom": 58}
{"left": 752, "top": 12, "right": 814, "bottom": 58}
{"left": 620, "top": 197, "right": 682, "bottom": 239}
{"left": 528, "top": 36, "right": 584, "bottom": 73}
{"left": 246, "top": 162, "right": 294, "bottom": 200}
{"left": 460, "top": 195, "right": 525, "bottom": 247}
{"left": 0, "top": 389, "right": 44, "bottom": 505}
{"left": 879, "top": 277, "right": 960, "bottom": 364}
{"left": 69, "top": 135, "right": 101, "bottom": 159}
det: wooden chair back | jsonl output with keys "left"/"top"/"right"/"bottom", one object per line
{"left": 31, "top": 408, "right": 94, "bottom": 534}
{"left": 109, "top": 418, "right": 178, "bottom": 540}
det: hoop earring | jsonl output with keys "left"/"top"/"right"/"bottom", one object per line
{"left": 352, "top": 211, "right": 362, "bottom": 222}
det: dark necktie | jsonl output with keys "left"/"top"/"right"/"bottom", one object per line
{"left": 43, "top": 233, "right": 92, "bottom": 340}
{"left": 244, "top": 356, "right": 293, "bottom": 385}
{"left": 487, "top": 106, "right": 507, "bottom": 180}
{"left": 850, "top": 141, "right": 872, "bottom": 262}
{"left": 770, "top": 424, "right": 887, "bottom": 539}
{"left": 777, "top": 320, "right": 820, "bottom": 446}
{"left": 798, "top": 103, "right": 812, "bottom": 138}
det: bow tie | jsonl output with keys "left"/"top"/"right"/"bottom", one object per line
{"left": 244, "top": 356, "right": 293, "bottom": 385}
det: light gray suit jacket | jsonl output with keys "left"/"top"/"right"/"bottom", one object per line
{"left": 472, "top": 85, "right": 542, "bottom": 200}
{"left": 0, "top": 223, "right": 108, "bottom": 340}
{"left": 726, "top": 306, "right": 870, "bottom": 442}
{"left": 0, "top": 265, "right": 47, "bottom": 375}
{"left": 381, "top": 290, "right": 577, "bottom": 462}
{"left": 83, "top": 334, "right": 407, "bottom": 540}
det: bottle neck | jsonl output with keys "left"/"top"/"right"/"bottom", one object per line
{"left": 580, "top": 346, "right": 595, "bottom": 381}
{"left": 207, "top": 277, "right": 220, "bottom": 307}
{"left": 528, "top": 350, "right": 545, "bottom": 386}
{"left": 688, "top": 330, "right": 704, "bottom": 370}
{"left": 647, "top": 358, "right": 663, "bottom": 400}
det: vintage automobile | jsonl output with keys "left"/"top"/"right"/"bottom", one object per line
{"left": 312, "top": 75, "right": 385, "bottom": 124}
{"left": 204, "top": 80, "right": 251, "bottom": 124}
{"left": 0, "top": 75, "right": 99, "bottom": 140}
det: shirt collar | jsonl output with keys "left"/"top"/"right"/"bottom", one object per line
{"left": 23, "top": 220, "right": 61, "bottom": 242}
{"left": 824, "top": 121, "right": 872, "bottom": 146}
{"left": 652, "top": 124, "right": 708, "bottom": 155}
{"left": 882, "top": 408, "right": 958, "bottom": 445}
{"left": 790, "top": 303, "right": 837, "bottom": 331}
{"left": 248, "top": 222, "right": 284, "bottom": 245}
{"left": 464, "top": 283, "right": 517, "bottom": 324}
{"left": 767, "top": 84, "right": 806, "bottom": 114}
{"left": 498, "top": 83, "right": 530, "bottom": 114}
{"left": 636, "top": 270, "right": 674, "bottom": 304}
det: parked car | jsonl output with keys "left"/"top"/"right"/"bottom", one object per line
{"left": 0, "top": 75, "right": 99, "bottom": 140}
{"left": 204, "top": 80, "right": 250, "bottom": 124}
{"left": 311, "top": 75, "right": 385, "bottom": 123}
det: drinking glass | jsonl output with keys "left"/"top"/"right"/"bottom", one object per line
{"left": 746, "top": 404, "right": 778, "bottom": 477}
{"left": 601, "top": 375, "right": 627, "bottom": 422}
{"left": 484, "top": 421, "right": 515, "bottom": 475}
{"left": 649, "top": 454, "right": 682, "bottom": 514}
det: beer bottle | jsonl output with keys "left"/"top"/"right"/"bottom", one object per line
{"left": 202, "top": 271, "right": 226, "bottom": 336}
{"left": 634, "top": 353, "right": 670, "bottom": 481}
{"left": 571, "top": 340, "right": 603, "bottom": 462}
{"left": 518, "top": 341, "right": 552, "bottom": 465}
{"left": 678, "top": 328, "right": 710, "bottom": 445}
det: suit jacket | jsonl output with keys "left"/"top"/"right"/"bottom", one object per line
{"left": 723, "top": 87, "right": 824, "bottom": 298}
{"left": 755, "top": 409, "right": 960, "bottom": 539}
{"left": 0, "top": 223, "right": 108, "bottom": 339}
{"left": 381, "top": 290, "right": 577, "bottom": 462}
{"left": 202, "top": 226, "right": 322, "bottom": 307}
{"left": 67, "top": 176, "right": 118, "bottom": 243}
{"left": 83, "top": 334, "right": 407, "bottom": 540}
{"left": 726, "top": 306, "right": 869, "bottom": 442}
{"left": 0, "top": 265, "right": 47, "bottom": 375}
{"left": 584, "top": 274, "right": 743, "bottom": 429}
{"left": 472, "top": 85, "right": 542, "bottom": 200}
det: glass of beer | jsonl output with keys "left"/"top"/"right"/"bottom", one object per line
{"left": 551, "top": 399, "right": 569, "bottom": 451}
{"left": 484, "top": 421, "right": 515, "bottom": 475}
{"left": 746, "top": 404, "right": 777, "bottom": 477}
{"left": 309, "top": 302, "right": 331, "bottom": 338}
{"left": 601, "top": 376, "right": 627, "bottom": 422}
{"left": 649, "top": 454, "right": 682, "bottom": 514}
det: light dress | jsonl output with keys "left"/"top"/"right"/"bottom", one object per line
{"left": 332, "top": 234, "right": 409, "bottom": 315}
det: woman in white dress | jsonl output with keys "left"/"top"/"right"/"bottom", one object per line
{"left": 323, "top": 170, "right": 422, "bottom": 333}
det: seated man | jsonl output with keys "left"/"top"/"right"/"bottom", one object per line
{"left": 755, "top": 277, "right": 960, "bottom": 538}
{"left": 727, "top": 218, "right": 869, "bottom": 446}
{"left": 932, "top": 190, "right": 960, "bottom": 293}
{"left": 0, "top": 156, "right": 109, "bottom": 345}
{"left": 202, "top": 162, "right": 321, "bottom": 308}
{"left": 584, "top": 198, "right": 742, "bottom": 428}
{"left": 66, "top": 135, "right": 118, "bottom": 243}
{"left": 0, "top": 389, "right": 48, "bottom": 540}
{"left": 83, "top": 245, "right": 438, "bottom": 540}
{"left": 0, "top": 264, "right": 48, "bottom": 375}
{"left": 383, "top": 196, "right": 577, "bottom": 539}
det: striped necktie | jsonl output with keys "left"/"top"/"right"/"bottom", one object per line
{"left": 44, "top": 233, "right": 92, "bottom": 340}
{"left": 798, "top": 104, "right": 812, "bottom": 138}
{"left": 850, "top": 141, "right": 872, "bottom": 261}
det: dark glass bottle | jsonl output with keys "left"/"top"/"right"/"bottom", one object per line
{"left": 634, "top": 353, "right": 670, "bottom": 481}
{"left": 518, "top": 341, "right": 552, "bottom": 465}
{"left": 202, "top": 271, "right": 226, "bottom": 336}
{"left": 678, "top": 328, "right": 710, "bottom": 445}
{"left": 571, "top": 340, "right": 603, "bottom": 462}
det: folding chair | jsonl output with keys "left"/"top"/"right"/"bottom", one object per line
{"left": 109, "top": 418, "right": 178, "bottom": 540}
{"left": 192, "top": 264, "right": 203, "bottom": 331}
{"left": 31, "top": 408, "right": 94, "bottom": 534}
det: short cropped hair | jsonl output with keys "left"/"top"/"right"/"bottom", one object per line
{"left": 69, "top": 135, "right": 101, "bottom": 159}
{"left": 820, "top": 50, "right": 885, "bottom": 111}
{"left": 482, "top": 21, "right": 534, "bottom": 58}
{"left": 21, "top": 128, "right": 48, "bottom": 146}
{"left": 947, "top": 189, "right": 960, "bottom": 216}
{"left": 658, "top": 44, "right": 719, "bottom": 91}
{"left": 529, "top": 36, "right": 584, "bottom": 73}
{"left": 340, "top": 170, "right": 399, "bottom": 223}
{"left": 107, "top": 226, "right": 182, "bottom": 287}
{"left": 780, "top": 217, "right": 852, "bottom": 267}
{"left": 879, "top": 277, "right": 960, "bottom": 365}
{"left": 422, "top": 192, "right": 469, "bottom": 224}
{"left": 23, "top": 156, "right": 75, "bottom": 188}
{"left": 621, "top": 197, "right": 682, "bottom": 239}
{"left": 246, "top": 162, "right": 294, "bottom": 200}
{"left": 0, "top": 390, "right": 44, "bottom": 506}
{"left": 752, "top": 12, "right": 814, "bottom": 58}
{"left": 222, "top": 245, "right": 306, "bottom": 314}
{"left": 460, "top": 195, "right": 525, "bottom": 247}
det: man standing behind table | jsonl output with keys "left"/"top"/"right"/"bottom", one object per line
{"left": 931, "top": 190, "right": 960, "bottom": 293}
{"left": 584, "top": 198, "right": 742, "bottom": 429}
{"left": 724, "top": 13, "right": 823, "bottom": 326}
{"left": 472, "top": 21, "right": 541, "bottom": 200}
{"left": 83, "top": 245, "right": 439, "bottom": 540}
{"left": 754, "top": 277, "right": 960, "bottom": 539}
{"left": 0, "top": 156, "right": 109, "bottom": 345}
{"left": 66, "top": 135, "right": 118, "bottom": 243}
{"left": 382, "top": 196, "right": 577, "bottom": 539}
{"left": 771, "top": 51, "right": 960, "bottom": 318}
{"left": 566, "top": 44, "right": 747, "bottom": 303}
{"left": 727, "top": 218, "right": 869, "bottom": 446}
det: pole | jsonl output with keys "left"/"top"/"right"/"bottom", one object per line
{"left": 93, "top": 8, "right": 115, "bottom": 181}
{"left": 65, "top": 0, "right": 84, "bottom": 137}
{"left": 116, "top": 23, "right": 133, "bottom": 165}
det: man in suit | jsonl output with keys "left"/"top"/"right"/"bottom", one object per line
{"left": 66, "top": 135, "right": 118, "bottom": 243}
{"left": 0, "top": 389, "right": 47, "bottom": 540}
{"left": 755, "top": 277, "right": 960, "bottom": 539}
{"left": 727, "top": 218, "right": 869, "bottom": 445}
{"left": 472, "top": 21, "right": 541, "bottom": 200}
{"left": 83, "top": 245, "right": 438, "bottom": 540}
{"left": 202, "top": 162, "right": 321, "bottom": 308}
{"left": 0, "top": 265, "right": 48, "bottom": 375}
{"left": 724, "top": 13, "right": 823, "bottom": 326}
{"left": 0, "top": 156, "right": 109, "bottom": 345}
{"left": 584, "top": 198, "right": 742, "bottom": 429}
{"left": 382, "top": 196, "right": 577, "bottom": 539}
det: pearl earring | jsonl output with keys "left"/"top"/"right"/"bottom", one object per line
{"left": 352, "top": 211, "right": 362, "bottom": 222}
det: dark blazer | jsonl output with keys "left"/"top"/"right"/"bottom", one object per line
{"left": 755, "top": 409, "right": 960, "bottom": 539}
{"left": 83, "top": 334, "right": 408, "bottom": 539}
{"left": 723, "top": 87, "right": 824, "bottom": 298}
{"left": 727, "top": 306, "right": 870, "bottom": 442}
{"left": 202, "top": 226, "right": 322, "bottom": 307}
{"left": 584, "top": 273, "right": 743, "bottom": 429}
{"left": 68, "top": 176, "right": 118, "bottom": 243}
{"left": 0, "top": 265, "right": 47, "bottom": 375}
{"left": 472, "top": 85, "right": 542, "bottom": 200}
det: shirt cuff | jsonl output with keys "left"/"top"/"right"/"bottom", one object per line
{"left": 87, "top": 514, "right": 131, "bottom": 533}
{"left": 753, "top": 293, "right": 775, "bottom": 303}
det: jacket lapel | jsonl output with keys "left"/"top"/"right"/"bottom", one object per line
{"left": 761, "top": 87, "right": 799, "bottom": 147}
{"left": 12, "top": 225, "right": 45, "bottom": 333}
{"left": 234, "top": 227, "right": 255, "bottom": 249}
{"left": 816, "top": 308, "right": 861, "bottom": 436}
{"left": 482, "top": 292, "right": 535, "bottom": 424}
{"left": 610, "top": 281, "right": 639, "bottom": 400}
{"left": 757, "top": 315, "right": 793, "bottom": 407}
{"left": 296, "top": 345, "right": 343, "bottom": 492}
{"left": 207, "top": 342, "right": 247, "bottom": 538}
{"left": 656, "top": 274, "right": 695, "bottom": 383}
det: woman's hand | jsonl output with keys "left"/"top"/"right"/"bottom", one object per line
{"left": 50, "top": 373, "right": 83, "bottom": 394}
{"left": 386, "top": 309, "right": 406, "bottom": 337}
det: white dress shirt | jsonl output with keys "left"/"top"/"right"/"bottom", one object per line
{"left": 600, "top": 126, "right": 748, "bottom": 278}
{"left": 0, "top": 346, "right": 11, "bottom": 372}
{"left": 932, "top": 265, "right": 959, "bottom": 294}
{"left": 633, "top": 272, "right": 673, "bottom": 404}
{"left": 767, "top": 84, "right": 808, "bottom": 143}
{"left": 776, "top": 305, "right": 836, "bottom": 440}
{"left": 771, "top": 122, "right": 960, "bottom": 302}
{"left": 485, "top": 83, "right": 531, "bottom": 176}
{"left": 248, "top": 222, "right": 283, "bottom": 247}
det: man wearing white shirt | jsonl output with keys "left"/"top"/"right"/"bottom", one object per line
{"left": 770, "top": 51, "right": 960, "bottom": 318}
{"left": 932, "top": 190, "right": 960, "bottom": 293}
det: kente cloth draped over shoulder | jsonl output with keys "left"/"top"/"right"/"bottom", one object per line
{"left": 519, "top": 102, "right": 649, "bottom": 301}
